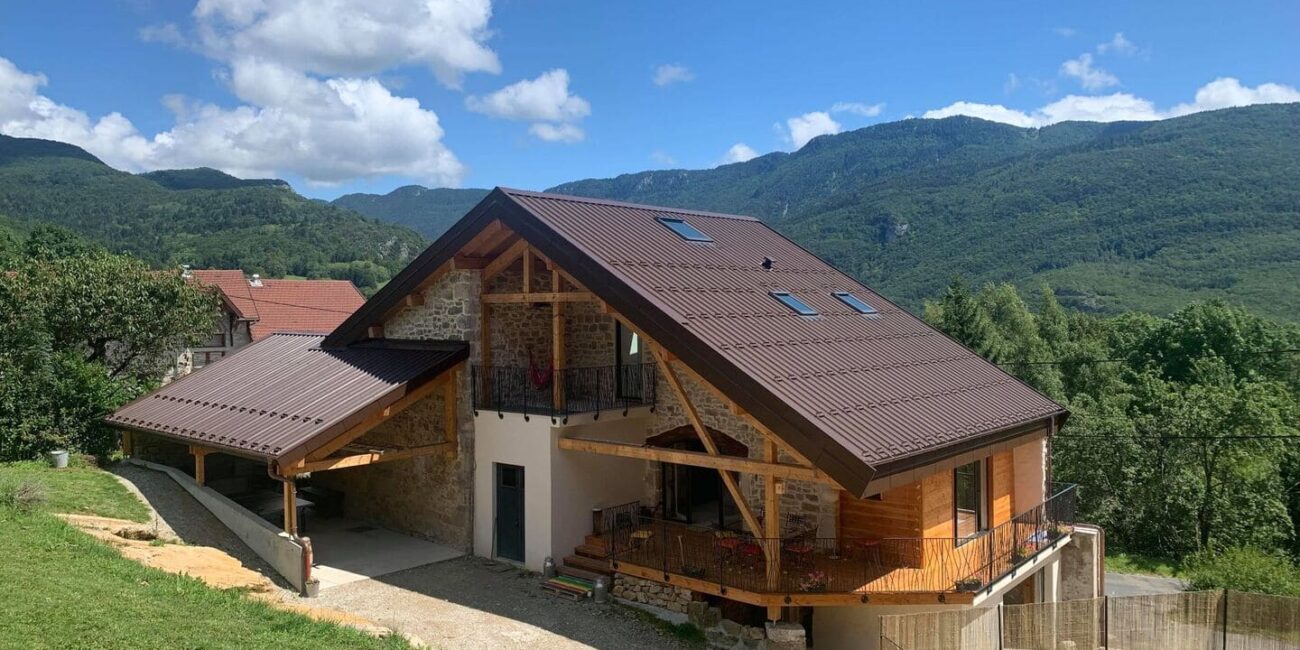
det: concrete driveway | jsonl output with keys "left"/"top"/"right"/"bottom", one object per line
{"left": 311, "top": 556, "right": 690, "bottom": 649}
{"left": 1105, "top": 571, "right": 1186, "bottom": 596}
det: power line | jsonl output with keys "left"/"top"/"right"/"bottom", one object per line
{"left": 994, "top": 348, "right": 1300, "bottom": 368}
{"left": 1057, "top": 433, "right": 1300, "bottom": 440}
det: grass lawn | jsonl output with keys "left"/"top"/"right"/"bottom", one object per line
{"left": 0, "top": 460, "right": 151, "bottom": 523}
{"left": 1105, "top": 551, "right": 1182, "bottom": 578}
{"left": 0, "top": 462, "right": 411, "bottom": 649}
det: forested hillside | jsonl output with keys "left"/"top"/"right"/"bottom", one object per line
{"left": 333, "top": 185, "right": 489, "bottom": 238}
{"left": 0, "top": 135, "right": 426, "bottom": 291}
{"left": 550, "top": 104, "right": 1300, "bottom": 320}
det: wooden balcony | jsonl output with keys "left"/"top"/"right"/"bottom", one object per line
{"left": 599, "top": 484, "right": 1077, "bottom": 607}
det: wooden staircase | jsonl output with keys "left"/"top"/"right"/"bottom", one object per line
{"left": 542, "top": 533, "right": 613, "bottom": 600}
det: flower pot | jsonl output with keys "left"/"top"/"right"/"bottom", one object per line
{"left": 47, "top": 450, "right": 68, "bottom": 469}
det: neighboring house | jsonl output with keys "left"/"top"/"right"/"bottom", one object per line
{"left": 183, "top": 269, "right": 366, "bottom": 370}
{"left": 111, "top": 189, "right": 1103, "bottom": 650}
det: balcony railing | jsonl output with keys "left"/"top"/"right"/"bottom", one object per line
{"left": 472, "top": 363, "right": 656, "bottom": 421}
{"left": 601, "top": 484, "right": 1078, "bottom": 597}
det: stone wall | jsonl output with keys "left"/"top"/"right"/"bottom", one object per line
{"left": 613, "top": 574, "right": 693, "bottom": 613}
{"left": 314, "top": 269, "right": 480, "bottom": 550}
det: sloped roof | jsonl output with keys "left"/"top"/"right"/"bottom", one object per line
{"left": 327, "top": 188, "right": 1066, "bottom": 496}
{"left": 108, "top": 333, "right": 468, "bottom": 462}
{"left": 189, "top": 270, "right": 364, "bottom": 340}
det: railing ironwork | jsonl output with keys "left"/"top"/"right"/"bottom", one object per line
{"left": 472, "top": 363, "right": 656, "bottom": 421}
{"left": 603, "top": 484, "right": 1077, "bottom": 596}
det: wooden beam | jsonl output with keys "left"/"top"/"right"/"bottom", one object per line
{"left": 189, "top": 445, "right": 209, "bottom": 487}
{"left": 282, "top": 479, "right": 297, "bottom": 535}
{"left": 367, "top": 325, "right": 384, "bottom": 339}
{"left": 522, "top": 247, "right": 533, "bottom": 293}
{"left": 299, "top": 442, "right": 451, "bottom": 473}
{"left": 482, "top": 238, "right": 529, "bottom": 284}
{"left": 443, "top": 369, "right": 458, "bottom": 458}
{"left": 403, "top": 293, "right": 424, "bottom": 307}
{"left": 654, "top": 349, "right": 765, "bottom": 540}
{"left": 764, "top": 438, "right": 781, "bottom": 591}
{"left": 451, "top": 254, "right": 490, "bottom": 270}
{"left": 557, "top": 437, "right": 833, "bottom": 482}
{"left": 120, "top": 430, "right": 133, "bottom": 457}
{"left": 480, "top": 303, "right": 492, "bottom": 369}
{"left": 480, "top": 291, "right": 597, "bottom": 304}
{"left": 552, "top": 269, "right": 566, "bottom": 411}
{"left": 298, "top": 372, "right": 453, "bottom": 466}
{"left": 458, "top": 218, "right": 505, "bottom": 256}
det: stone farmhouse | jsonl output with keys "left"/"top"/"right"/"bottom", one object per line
{"left": 110, "top": 189, "right": 1102, "bottom": 650}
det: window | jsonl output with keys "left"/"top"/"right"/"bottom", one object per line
{"left": 954, "top": 460, "right": 988, "bottom": 540}
{"left": 656, "top": 216, "right": 713, "bottom": 242}
{"left": 615, "top": 322, "right": 643, "bottom": 399}
{"left": 770, "top": 291, "right": 818, "bottom": 316}
{"left": 833, "top": 291, "right": 879, "bottom": 315}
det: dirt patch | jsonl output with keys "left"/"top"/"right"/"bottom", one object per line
{"left": 114, "top": 527, "right": 158, "bottom": 541}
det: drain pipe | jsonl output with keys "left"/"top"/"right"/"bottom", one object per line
{"left": 268, "top": 461, "right": 318, "bottom": 597}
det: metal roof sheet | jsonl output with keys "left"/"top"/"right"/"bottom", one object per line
{"left": 108, "top": 333, "right": 468, "bottom": 461}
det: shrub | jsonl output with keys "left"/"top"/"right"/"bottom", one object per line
{"left": 0, "top": 479, "right": 48, "bottom": 513}
{"left": 1182, "top": 547, "right": 1300, "bottom": 597}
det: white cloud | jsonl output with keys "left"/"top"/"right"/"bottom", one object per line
{"left": 193, "top": 0, "right": 499, "bottom": 88}
{"left": 652, "top": 64, "right": 693, "bottom": 87}
{"left": 1053, "top": 27, "right": 1077, "bottom": 38}
{"left": 139, "top": 22, "right": 188, "bottom": 47}
{"left": 528, "top": 123, "right": 584, "bottom": 143}
{"left": 923, "top": 77, "right": 1300, "bottom": 128}
{"left": 649, "top": 150, "right": 676, "bottom": 166}
{"left": 785, "top": 111, "right": 841, "bottom": 149}
{"left": 465, "top": 68, "right": 590, "bottom": 143}
{"left": 1061, "top": 53, "right": 1119, "bottom": 90}
{"left": 1003, "top": 73, "right": 1021, "bottom": 94}
{"left": 1097, "top": 32, "right": 1138, "bottom": 56}
{"left": 830, "top": 101, "right": 884, "bottom": 117}
{"left": 0, "top": 55, "right": 466, "bottom": 186}
{"left": 719, "top": 142, "right": 759, "bottom": 165}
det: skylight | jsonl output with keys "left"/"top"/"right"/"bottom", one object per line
{"left": 656, "top": 216, "right": 713, "bottom": 242}
{"left": 833, "top": 291, "right": 879, "bottom": 315}
{"left": 770, "top": 291, "right": 818, "bottom": 316}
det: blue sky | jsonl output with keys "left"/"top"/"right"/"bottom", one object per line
{"left": 1, "top": 0, "right": 1297, "bottom": 199}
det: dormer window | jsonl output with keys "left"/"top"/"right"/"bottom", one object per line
{"left": 833, "top": 291, "right": 879, "bottom": 315}
{"left": 657, "top": 216, "right": 713, "bottom": 242}
{"left": 770, "top": 291, "right": 818, "bottom": 316}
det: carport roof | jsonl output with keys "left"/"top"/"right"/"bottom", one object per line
{"left": 107, "top": 333, "right": 468, "bottom": 463}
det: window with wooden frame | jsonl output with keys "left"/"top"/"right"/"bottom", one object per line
{"left": 954, "top": 459, "right": 989, "bottom": 541}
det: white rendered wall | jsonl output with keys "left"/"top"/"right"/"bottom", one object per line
{"left": 549, "top": 414, "right": 653, "bottom": 561}
{"left": 473, "top": 412, "right": 554, "bottom": 570}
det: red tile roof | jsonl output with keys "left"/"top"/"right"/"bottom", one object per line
{"left": 189, "top": 270, "right": 365, "bottom": 341}
{"left": 330, "top": 188, "right": 1068, "bottom": 497}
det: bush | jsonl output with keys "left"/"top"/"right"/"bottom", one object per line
{"left": 1182, "top": 547, "right": 1300, "bottom": 597}
{"left": 0, "top": 478, "right": 48, "bottom": 513}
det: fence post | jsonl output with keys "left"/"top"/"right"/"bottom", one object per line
{"left": 997, "top": 603, "right": 1004, "bottom": 650}
{"left": 1102, "top": 595, "right": 1109, "bottom": 650}
{"left": 1221, "top": 588, "right": 1229, "bottom": 650}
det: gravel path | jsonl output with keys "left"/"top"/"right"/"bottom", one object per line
{"left": 1105, "top": 571, "right": 1186, "bottom": 597}
{"left": 311, "top": 557, "right": 692, "bottom": 650}
{"left": 109, "top": 462, "right": 292, "bottom": 592}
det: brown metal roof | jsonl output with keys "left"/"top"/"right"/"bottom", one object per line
{"left": 108, "top": 333, "right": 468, "bottom": 462}
{"left": 327, "top": 188, "right": 1066, "bottom": 496}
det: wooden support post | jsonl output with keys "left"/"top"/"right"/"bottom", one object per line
{"left": 189, "top": 445, "right": 208, "bottom": 486}
{"left": 654, "top": 349, "right": 765, "bottom": 541}
{"left": 522, "top": 248, "right": 533, "bottom": 293}
{"left": 481, "top": 303, "right": 492, "bottom": 369}
{"left": 282, "top": 479, "right": 297, "bottom": 536}
{"left": 444, "top": 369, "right": 458, "bottom": 457}
{"left": 764, "top": 439, "right": 781, "bottom": 591}
{"left": 552, "top": 269, "right": 565, "bottom": 411}
{"left": 120, "top": 430, "right": 133, "bottom": 457}
{"left": 767, "top": 606, "right": 782, "bottom": 622}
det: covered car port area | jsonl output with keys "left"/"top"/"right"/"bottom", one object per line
{"left": 108, "top": 332, "right": 470, "bottom": 593}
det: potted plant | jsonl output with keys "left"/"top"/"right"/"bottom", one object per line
{"left": 955, "top": 577, "right": 983, "bottom": 593}
{"left": 1011, "top": 543, "right": 1034, "bottom": 562}
{"left": 1047, "top": 524, "right": 1066, "bottom": 540}
{"left": 799, "top": 570, "right": 828, "bottom": 593}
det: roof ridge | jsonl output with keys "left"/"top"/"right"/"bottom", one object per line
{"left": 500, "top": 187, "right": 761, "bottom": 222}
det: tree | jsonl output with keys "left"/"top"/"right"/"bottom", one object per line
{"left": 927, "top": 277, "right": 1002, "bottom": 359}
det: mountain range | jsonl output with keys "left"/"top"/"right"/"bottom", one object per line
{"left": 334, "top": 103, "right": 1300, "bottom": 320}
{"left": 1, "top": 103, "right": 1297, "bottom": 318}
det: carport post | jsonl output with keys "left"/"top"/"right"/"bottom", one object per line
{"left": 282, "top": 478, "right": 298, "bottom": 535}
{"left": 188, "top": 445, "right": 208, "bottom": 486}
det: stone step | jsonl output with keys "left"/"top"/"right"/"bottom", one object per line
{"left": 562, "top": 554, "right": 611, "bottom": 575}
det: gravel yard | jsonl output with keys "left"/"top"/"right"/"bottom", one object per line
{"left": 311, "top": 557, "right": 694, "bottom": 650}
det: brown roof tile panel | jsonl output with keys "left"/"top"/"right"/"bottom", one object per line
{"left": 503, "top": 188, "right": 1064, "bottom": 478}
{"left": 107, "top": 333, "right": 468, "bottom": 460}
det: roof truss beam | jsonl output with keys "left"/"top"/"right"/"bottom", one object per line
{"left": 556, "top": 436, "right": 832, "bottom": 483}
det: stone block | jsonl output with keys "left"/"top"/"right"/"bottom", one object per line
{"left": 720, "top": 618, "right": 742, "bottom": 637}
{"left": 687, "top": 601, "right": 708, "bottom": 626}
{"left": 764, "top": 621, "right": 806, "bottom": 650}
{"left": 701, "top": 606, "right": 722, "bottom": 628}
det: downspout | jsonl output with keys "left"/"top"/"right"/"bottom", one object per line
{"left": 268, "top": 460, "right": 317, "bottom": 597}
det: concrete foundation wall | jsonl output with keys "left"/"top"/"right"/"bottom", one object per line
{"left": 1060, "top": 524, "right": 1103, "bottom": 600}
{"left": 127, "top": 458, "right": 306, "bottom": 592}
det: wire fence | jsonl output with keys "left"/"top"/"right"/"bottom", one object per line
{"left": 881, "top": 589, "right": 1300, "bottom": 650}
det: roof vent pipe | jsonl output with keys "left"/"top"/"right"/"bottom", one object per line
{"left": 181, "top": 264, "right": 192, "bottom": 279}
{"left": 250, "top": 273, "right": 263, "bottom": 287}
{"left": 761, "top": 257, "right": 775, "bottom": 270}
